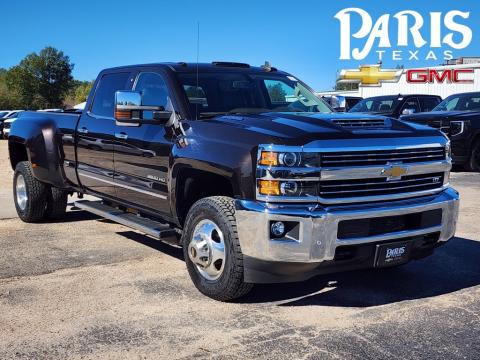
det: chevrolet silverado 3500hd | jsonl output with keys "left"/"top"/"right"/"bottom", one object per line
{"left": 8, "top": 62, "right": 459, "bottom": 300}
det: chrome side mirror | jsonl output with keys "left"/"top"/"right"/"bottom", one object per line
{"left": 115, "top": 90, "right": 172, "bottom": 125}
{"left": 402, "top": 108, "right": 416, "bottom": 115}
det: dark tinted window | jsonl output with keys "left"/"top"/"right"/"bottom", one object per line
{"left": 177, "top": 72, "right": 331, "bottom": 118}
{"left": 400, "top": 98, "right": 420, "bottom": 113}
{"left": 349, "top": 96, "right": 401, "bottom": 113}
{"left": 419, "top": 97, "right": 441, "bottom": 112}
{"left": 91, "top": 72, "right": 130, "bottom": 117}
{"left": 434, "top": 93, "right": 480, "bottom": 111}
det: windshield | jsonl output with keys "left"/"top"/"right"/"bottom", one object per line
{"left": 433, "top": 93, "right": 480, "bottom": 111}
{"left": 349, "top": 96, "right": 401, "bottom": 113}
{"left": 177, "top": 71, "right": 332, "bottom": 118}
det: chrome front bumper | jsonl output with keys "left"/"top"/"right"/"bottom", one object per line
{"left": 235, "top": 188, "right": 459, "bottom": 264}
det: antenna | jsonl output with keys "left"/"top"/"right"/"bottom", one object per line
{"left": 195, "top": 22, "right": 200, "bottom": 120}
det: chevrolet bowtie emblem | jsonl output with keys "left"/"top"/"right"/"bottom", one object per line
{"left": 381, "top": 164, "right": 408, "bottom": 180}
{"left": 337, "top": 65, "right": 402, "bottom": 87}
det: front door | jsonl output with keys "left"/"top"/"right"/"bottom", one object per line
{"left": 76, "top": 71, "right": 131, "bottom": 198}
{"left": 113, "top": 71, "right": 173, "bottom": 216}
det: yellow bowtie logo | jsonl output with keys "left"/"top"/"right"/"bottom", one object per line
{"left": 381, "top": 165, "right": 408, "bottom": 180}
{"left": 338, "top": 65, "right": 402, "bottom": 87}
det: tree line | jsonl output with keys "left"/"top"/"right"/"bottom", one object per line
{"left": 0, "top": 47, "right": 93, "bottom": 110}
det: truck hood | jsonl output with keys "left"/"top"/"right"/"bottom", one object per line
{"left": 400, "top": 110, "right": 480, "bottom": 124}
{"left": 204, "top": 112, "right": 441, "bottom": 145}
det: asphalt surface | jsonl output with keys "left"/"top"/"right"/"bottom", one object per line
{"left": 0, "top": 140, "right": 479, "bottom": 359}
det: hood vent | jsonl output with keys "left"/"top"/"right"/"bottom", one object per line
{"left": 333, "top": 118, "right": 386, "bottom": 128}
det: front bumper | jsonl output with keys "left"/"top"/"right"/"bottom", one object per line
{"left": 235, "top": 188, "right": 459, "bottom": 283}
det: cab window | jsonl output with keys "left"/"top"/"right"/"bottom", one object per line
{"left": 90, "top": 72, "right": 130, "bottom": 118}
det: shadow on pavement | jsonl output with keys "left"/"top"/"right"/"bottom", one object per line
{"left": 116, "top": 230, "right": 184, "bottom": 261}
{"left": 50, "top": 209, "right": 480, "bottom": 307}
{"left": 43, "top": 209, "right": 100, "bottom": 223}
{"left": 240, "top": 237, "right": 480, "bottom": 307}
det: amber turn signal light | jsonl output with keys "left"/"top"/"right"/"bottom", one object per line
{"left": 258, "top": 180, "right": 280, "bottom": 196}
{"left": 259, "top": 151, "right": 278, "bottom": 166}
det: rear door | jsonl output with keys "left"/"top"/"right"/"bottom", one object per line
{"left": 113, "top": 70, "right": 173, "bottom": 215}
{"left": 76, "top": 71, "right": 132, "bottom": 198}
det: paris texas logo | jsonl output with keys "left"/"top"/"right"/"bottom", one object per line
{"left": 335, "top": 8, "right": 473, "bottom": 61}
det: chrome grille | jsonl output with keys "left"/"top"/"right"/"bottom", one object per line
{"left": 333, "top": 118, "right": 385, "bottom": 128}
{"left": 321, "top": 147, "right": 445, "bottom": 167}
{"left": 319, "top": 173, "right": 444, "bottom": 199}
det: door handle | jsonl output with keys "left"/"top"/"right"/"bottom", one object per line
{"left": 78, "top": 127, "right": 89, "bottom": 134}
{"left": 115, "top": 132, "right": 128, "bottom": 140}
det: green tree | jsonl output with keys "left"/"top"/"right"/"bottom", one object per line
{"left": 0, "top": 68, "right": 22, "bottom": 109}
{"left": 6, "top": 47, "right": 74, "bottom": 109}
{"left": 64, "top": 80, "right": 94, "bottom": 107}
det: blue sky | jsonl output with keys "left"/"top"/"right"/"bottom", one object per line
{"left": 1, "top": 0, "right": 479, "bottom": 90}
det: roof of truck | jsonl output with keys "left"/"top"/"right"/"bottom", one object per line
{"left": 101, "top": 62, "right": 289, "bottom": 75}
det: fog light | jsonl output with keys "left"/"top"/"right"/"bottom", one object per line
{"left": 271, "top": 221, "right": 286, "bottom": 237}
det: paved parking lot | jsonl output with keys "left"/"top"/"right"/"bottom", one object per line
{"left": 0, "top": 139, "right": 479, "bottom": 359}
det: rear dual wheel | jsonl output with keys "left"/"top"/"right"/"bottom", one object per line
{"left": 13, "top": 161, "right": 68, "bottom": 222}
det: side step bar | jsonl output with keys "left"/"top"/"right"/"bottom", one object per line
{"left": 74, "top": 200, "right": 180, "bottom": 243}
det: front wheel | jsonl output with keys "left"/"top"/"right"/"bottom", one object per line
{"left": 466, "top": 140, "right": 480, "bottom": 172}
{"left": 182, "top": 196, "right": 253, "bottom": 301}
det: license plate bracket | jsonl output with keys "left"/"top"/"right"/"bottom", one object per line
{"left": 374, "top": 241, "right": 412, "bottom": 267}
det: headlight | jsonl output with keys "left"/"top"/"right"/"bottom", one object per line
{"left": 445, "top": 141, "right": 452, "bottom": 160}
{"left": 258, "top": 180, "right": 317, "bottom": 197}
{"left": 259, "top": 151, "right": 301, "bottom": 167}
{"left": 256, "top": 146, "right": 319, "bottom": 199}
{"left": 450, "top": 121, "right": 465, "bottom": 136}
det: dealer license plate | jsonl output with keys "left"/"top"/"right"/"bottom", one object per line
{"left": 374, "top": 241, "right": 412, "bottom": 267}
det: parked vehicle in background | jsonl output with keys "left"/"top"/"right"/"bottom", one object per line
{"left": 37, "top": 109, "right": 64, "bottom": 112}
{"left": 7, "top": 62, "right": 459, "bottom": 301}
{"left": 349, "top": 95, "right": 442, "bottom": 118}
{"left": 1, "top": 111, "right": 24, "bottom": 138}
{"left": 0, "top": 110, "right": 24, "bottom": 137}
{"left": 401, "top": 92, "right": 480, "bottom": 171}
{"left": 321, "top": 95, "right": 363, "bottom": 112}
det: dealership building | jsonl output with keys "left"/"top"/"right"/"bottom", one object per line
{"left": 318, "top": 57, "right": 480, "bottom": 100}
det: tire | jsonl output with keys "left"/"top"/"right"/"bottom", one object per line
{"left": 182, "top": 196, "right": 253, "bottom": 301}
{"left": 45, "top": 187, "right": 68, "bottom": 220}
{"left": 13, "top": 161, "right": 48, "bottom": 222}
{"left": 466, "top": 140, "right": 480, "bottom": 172}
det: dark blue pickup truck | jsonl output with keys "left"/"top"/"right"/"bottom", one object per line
{"left": 8, "top": 62, "right": 459, "bottom": 300}
{"left": 401, "top": 91, "right": 480, "bottom": 171}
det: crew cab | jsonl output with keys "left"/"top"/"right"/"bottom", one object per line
{"left": 401, "top": 92, "right": 480, "bottom": 171}
{"left": 8, "top": 62, "right": 459, "bottom": 301}
{"left": 349, "top": 94, "right": 442, "bottom": 118}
